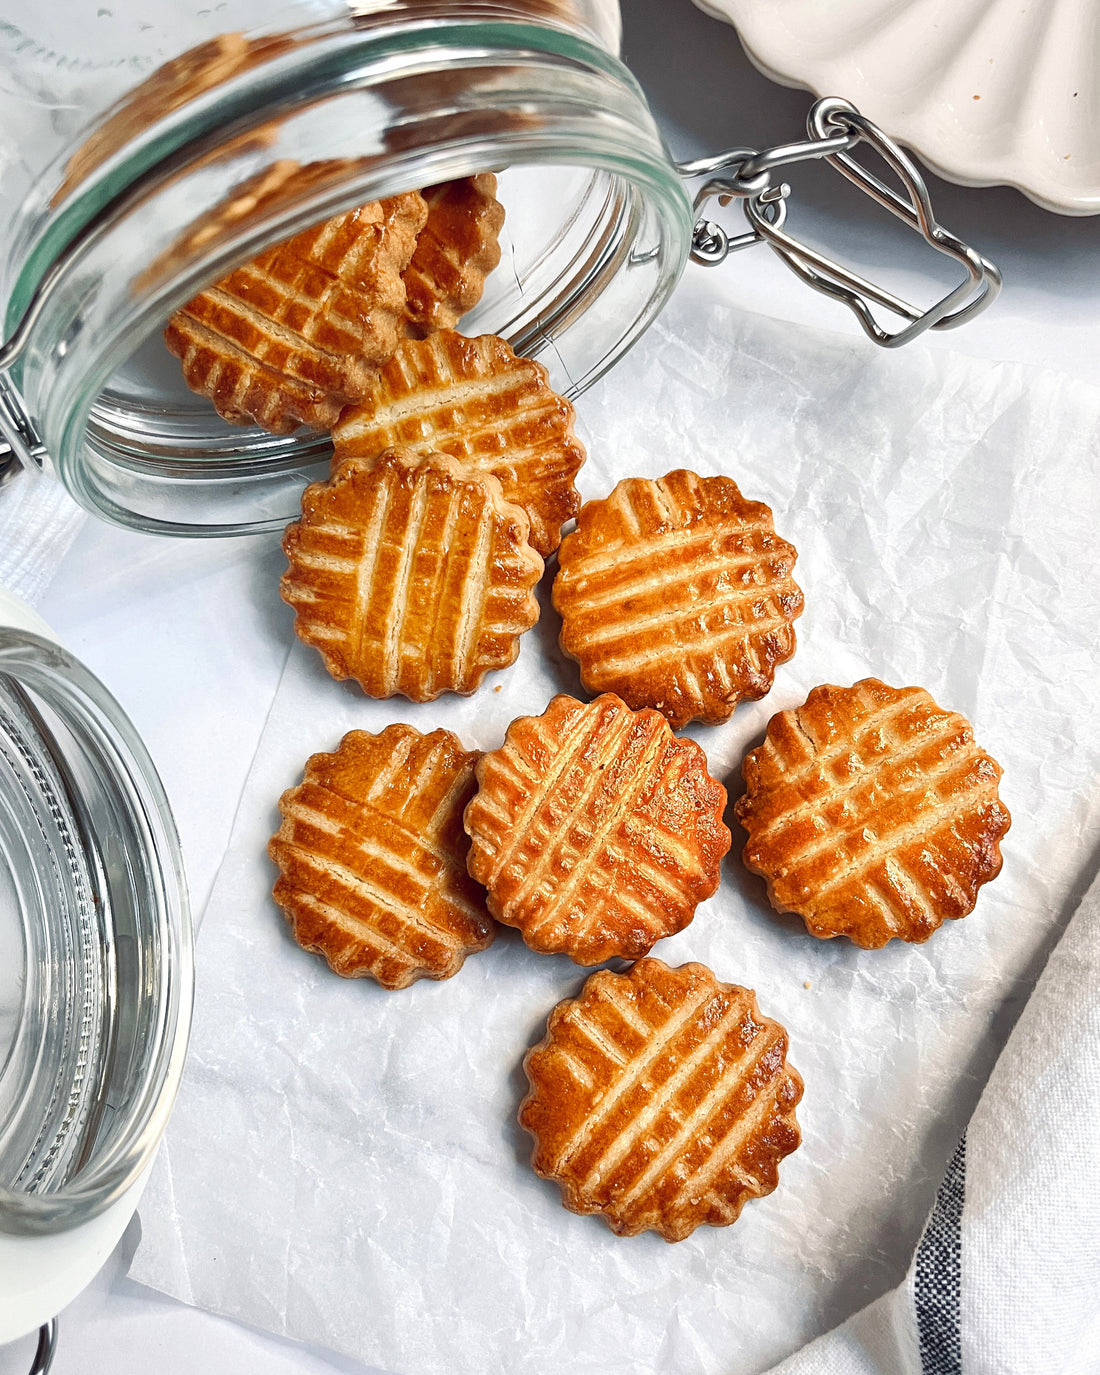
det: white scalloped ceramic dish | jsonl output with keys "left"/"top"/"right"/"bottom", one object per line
{"left": 694, "top": 0, "right": 1100, "bottom": 216}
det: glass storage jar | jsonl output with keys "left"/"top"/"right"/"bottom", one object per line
{"left": 0, "top": 0, "right": 999, "bottom": 539}
{"left": 0, "top": 587, "right": 192, "bottom": 1345}
{"left": 0, "top": 0, "right": 694, "bottom": 536}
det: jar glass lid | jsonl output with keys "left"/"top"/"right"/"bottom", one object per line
{"left": 0, "top": 630, "right": 191, "bottom": 1235}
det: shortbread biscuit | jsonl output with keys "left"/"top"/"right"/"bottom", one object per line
{"left": 553, "top": 470, "right": 803, "bottom": 729}
{"left": 280, "top": 448, "right": 543, "bottom": 700}
{"left": 520, "top": 958, "right": 803, "bottom": 1241}
{"left": 332, "top": 331, "right": 584, "bottom": 557}
{"left": 736, "top": 678, "right": 1011, "bottom": 948}
{"left": 269, "top": 726, "right": 494, "bottom": 989}
{"left": 165, "top": 191, "right": 427, "bottom": 433}
{"left": 464, "top": 694, "right": 730, "bottom": 965}
{"left": 402, "top": 175, "right": 505, "bottom": 337}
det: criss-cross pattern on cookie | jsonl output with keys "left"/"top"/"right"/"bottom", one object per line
{"left": 332, "top": 330, "right": 584, "bottom": 557}
{"left": 520, "top": 959, "right": 803, "bottom": 1241}
{"left": 736, "top": 678, "right": 1011, "bottom": 947}
{"left": 402, "top": 175, "right": 504, "bottom": 337}
{"left": 280, "top": 449, "right": 543, "bottom": 700}
{"left": 269, "top": 725, "right": 494, "bottom": 989}
{"left": 166, "top": 191, "right": 426, "bottom": 433}
{"left": 464, "top": 694, "right": 729, "bottom": 965}
{"left": 553, "top": 470, "right": 803, "bottom": 729}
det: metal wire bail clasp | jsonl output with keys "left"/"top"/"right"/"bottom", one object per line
{"left": 678, "top": 96, "right": 1002, "bottom": 348}
{"left": 0, "top": 295, "right": 49, "bottom": 489}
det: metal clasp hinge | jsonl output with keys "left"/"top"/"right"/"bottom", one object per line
{"left": 0, "top": 299, "right": 48, "bottom": 489}
{"left": 677, "top": 96, "right": 1002, "bottom": 348}
{"left": 19, "top": 1320, "right": 58, "bottom": 1375}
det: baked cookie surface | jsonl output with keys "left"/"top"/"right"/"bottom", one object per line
{"left": 520, "top": 958, "right": 803, "bottom": 1241}
{"left": 165, "top": 191, "right": 427, "bottom": 433}
{"left": 280, "top": 448, "right": 543, "bottom": 700}
{"left": 553, "top": 470, "right": 803, "bottom": 729}
{"left": 463, "top": 694, "right": 730, "bottom": 965}
{"left": 402, "top": 175, "right": 505, "bottom": 337}
{"left": 331, "top": 330, "right": 584, "bottom": 557}
{"left": 269, "top": 725, "right": 494, "bottom": 989}
{"left": 736, "top": 678, "right": 1011, "bottom": 947}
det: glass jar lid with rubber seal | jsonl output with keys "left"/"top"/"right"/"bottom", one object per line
{"left": 0, "top": 0, "right": 1000, "bottom": 539}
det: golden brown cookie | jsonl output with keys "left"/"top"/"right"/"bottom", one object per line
{"left": 402, "top": 175, "right": 505, "bottom": 337}
{"left": 520, "top": 958, "right": 803, "bottom": 1241}
{"left": 280, "top": 447, "right": 543, "bottom": 700}
{"left": 553, "top": 470, "right": 803, "bottom": 729}
{"left": 463, "top": 694, "right": 730, "bottom": 965}
{"left": 331, "top": 330, "right": 585, "bottom": 557}
{"left": 269, "top": 726, "right": 494, "bottom": 989}
{"left": 164, "top": 191, "right": 427, "bottom": 433}
{"left": 736, "top": 678, "right": 1011, "bottom": 948}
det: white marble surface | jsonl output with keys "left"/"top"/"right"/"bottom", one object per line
{"left": 5, "top": 0, "right": 1100, "bottom": 1370}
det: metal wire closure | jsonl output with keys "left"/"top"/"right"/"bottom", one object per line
{"left": 0, "top": 283, "right": 50, "bottom": 489}
{"left": 27, "top": 1320, "right": 58, "bottom": 1375}
{"left": 678, "top": 96, "right": 1002, "bottom": 349}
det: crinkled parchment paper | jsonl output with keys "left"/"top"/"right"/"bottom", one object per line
{"left": 131, "top": 281, "right": 1100, "bottom": 1374}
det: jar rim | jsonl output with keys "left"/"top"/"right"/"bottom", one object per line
{"left": 0, "top": 630, "right": 192, "bottom": 1234}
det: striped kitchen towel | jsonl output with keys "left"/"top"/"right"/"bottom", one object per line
{"left": 765, "top": 865, "right": 1100, "bottom": 1375}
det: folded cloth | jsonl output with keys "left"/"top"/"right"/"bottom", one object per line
{"left": 766, "top": 861, "right": 1100, "bottom": 1375}
{"left": 0, "top": 463, "right": 85, "bottom": 605}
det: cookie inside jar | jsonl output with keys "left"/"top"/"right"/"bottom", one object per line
{"left": 12, "top": 12, "right": 688, "bottom": 535}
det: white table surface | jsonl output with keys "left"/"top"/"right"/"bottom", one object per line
{"left": 5, "top": 0, "right": 1100, "bottom": 1370}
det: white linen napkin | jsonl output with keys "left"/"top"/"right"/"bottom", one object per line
{"left": 766, "top": 861, "right": 1100, "bottom": 1375}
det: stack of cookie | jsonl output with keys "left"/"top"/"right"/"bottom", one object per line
{"left": 167, "top": 173, "right": 505, "bottom": 432}
{"left": 281, "top": 328, "right": 586, "bottom": 697}
{"left": 171, "top": 183, "right": 1010, "bottom": 1244}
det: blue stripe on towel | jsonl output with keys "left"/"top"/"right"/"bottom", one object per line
{"left": 914, "top": 1133, "right": 966, "bottom": 1375}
